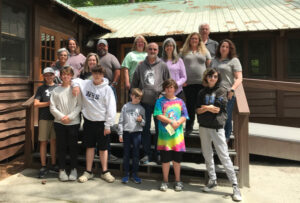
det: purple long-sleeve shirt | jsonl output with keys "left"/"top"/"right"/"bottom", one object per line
{"left": 67, "top": 53, "right": 86, "bottom": 78}
{"left": 166, "top": 58, "right": 187, "bottom": 95}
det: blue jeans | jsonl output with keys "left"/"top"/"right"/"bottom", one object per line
{"left": 141, "top": 103, "right": 158, "bottom": 160}
{"left": 123, "top": 131, "right": 141, "bottom": 175}
{"left": 225, "top": 96, "right": 236, "bottom": 140}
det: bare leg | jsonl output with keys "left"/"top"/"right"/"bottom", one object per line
{"left": 162, "top": 162, "right": 170, "bottom": 182}
{"left": 86, "top": 148, "right": 95, "bottom": 171}
{"left": 40, "top": 141, "right": 47, "bottom": 166}
{"left": 99, "top": 150, "right": 108, "bottom": 172}
{"left": 50, "top": 139, "right": 56, "bottom": 165}
{"left": 173, "top": 161, "right": 181, "bottom": 182}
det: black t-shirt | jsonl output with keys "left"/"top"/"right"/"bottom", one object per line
{"left": 34, "top": 84, "right": 57, "bottom": 120}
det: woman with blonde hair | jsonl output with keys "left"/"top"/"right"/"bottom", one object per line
{"left": 122, "top": 35, "right": 148, "bottom": 90}
{"left": 180, "top": 32, "right": 211, "bottom": 136}
{"left": 80, "top": 53, "right": 100, "bottom": 80}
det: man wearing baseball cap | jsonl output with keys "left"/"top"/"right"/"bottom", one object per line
{"left": 97, "top": 39, "right": 121, "bottom": 161}
{"left": 34, "top": 67, "right": 58, "bottom": 178}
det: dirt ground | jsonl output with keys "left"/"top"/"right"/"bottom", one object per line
{"left": 0, "top": 155, "right": 300, "bottom": 203}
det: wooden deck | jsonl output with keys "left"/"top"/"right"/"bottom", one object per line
{"left": 249, "top": 122, "right": 300, "bottom": 161}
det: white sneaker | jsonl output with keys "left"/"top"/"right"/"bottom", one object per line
{"left": 59, "top": 170, "right": 68, "bottom": 182}
{"left": 232, "top": 185, "right": 242, "bottom": 201}
{"left": 78, "top": 171, "right": 94, "bottom": 183}
{"left": 203, "top": 179, "right": 217, "bottom": 192}
{"left": 101, "top": 172, "right": 115, "bottom": 183}
{"left": 69, "top": 168, "right": 77, "bottom": 181}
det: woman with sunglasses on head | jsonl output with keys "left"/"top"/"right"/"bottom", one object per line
{"left": 66, "top": 38, "right": 86, "bottom": 78}
{"left": 180, "top": 32, "right": 211, "bottom": 136}
{"left": 210, "top": 39, "right": 243, "bottom": 142}
{"left": 196, "top": 68, "right": 242, "bottom": 201}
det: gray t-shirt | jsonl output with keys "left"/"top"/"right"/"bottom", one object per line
{"left": 210, "top": 57, "right": 242, "bottom": 89}
{"left": 205, "top": 38, "right": 219, "bottom": 59}
{"left": 99, "top": 52, "right": 121, "bottom": 83}
{"left": 118, "top": 102, "right": 146, "bottom": 137}
{"left": 182, "top": 51, "right": 211, "bottom": 85}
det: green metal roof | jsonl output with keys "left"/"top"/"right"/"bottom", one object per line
{"left": 76, "top": 0, "right": 300, "bottom": 39}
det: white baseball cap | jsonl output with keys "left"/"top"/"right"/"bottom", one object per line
{"left": 43, "top": 67, "right": 55, "bottom": 75}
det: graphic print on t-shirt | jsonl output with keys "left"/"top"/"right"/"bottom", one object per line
{"left": 205, "top": 93, "right": 216, "bottom": 105}
{"left": 45, "top": 89, "right": 51, "bottom": 97}
{"left": 144, "top": 69, "right": 155, "bottom": 85}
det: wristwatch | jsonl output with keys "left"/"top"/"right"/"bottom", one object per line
{"left": 230, "top": 89, "right": 235, "bottom": 93}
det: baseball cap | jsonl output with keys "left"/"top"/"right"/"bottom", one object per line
{"left": 43, "top": 67, "right": 55, "bottom": 74}
{"left": 97, "top": 39, "right": 108, "bottom": 46}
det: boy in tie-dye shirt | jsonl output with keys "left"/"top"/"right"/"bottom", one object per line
{"left": 154, "top": 79, "right": 189, "bottom": 192}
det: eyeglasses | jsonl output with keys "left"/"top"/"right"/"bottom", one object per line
{"left": 148, "top": 48, "right": 158, "bottom": 51}
{"left": 208, "top": 75, "right": 218, "bottom": 79}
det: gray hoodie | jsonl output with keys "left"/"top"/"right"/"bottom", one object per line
{"left": 131, "top": 57, "right": 170, "bottom": 106}
{"left": 118, "top": 102, "right": 145, "bottom": 138}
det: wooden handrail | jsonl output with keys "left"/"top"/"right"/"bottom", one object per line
{"left": 22, "top": 95, "right": 35, "bottom": 108}
{"left": 235, "top": 84, "right": 250, "bottom": 115}
{"left": 244, "top": 78, "right": 300, "bottom": 92}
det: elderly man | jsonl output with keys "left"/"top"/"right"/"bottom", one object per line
{"left": 97, "top": 39, "right": 121, "bottom": 161}
{"left": 131, "top": 42, "right": 170, "bottom": 164}
{"left": 199, "top": 23, "right": 219, "bottom": 58}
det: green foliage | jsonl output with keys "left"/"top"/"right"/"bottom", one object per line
{"left": 61, "top": 0, "right": 159, "bottom": 7}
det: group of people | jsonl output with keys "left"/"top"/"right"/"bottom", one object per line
{"left": 34, "top": 23, "right": 242, "bottom": 201}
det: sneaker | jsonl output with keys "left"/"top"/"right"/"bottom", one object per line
{"left": 38, "top": 166, "right": 48, "bottom": 178}
{"left": 69, "top": 168, "right": 77, "bottom": 181}
{"left": 78, "top": 171, "right": 94, "bottom": 183}
{"left": 140, "top": 155, "right": 149, "bottom": 165}
{"left": 203, "top": 179, "right": 217, "bottom": 192}
{"left": 109, "top": 154, "right": 118, "bottom": 161}
{"left": 132, "top": 174, "right": 141, "bottom": 184}
{"left": 121, "top": 176, "right": 129, "bottom": 184}
{"left": 174, "top": 181, "right": 183, "bottom": 192}
{"left": 101, "top": 172, "right": 115, "bottom": 183}
{"left": 160, "top": 182, "right": 169, "bottom": 192}
{"left": 49, "top": 165, "right": 59, "bottom": 173}
{"left": 232, "top": 185, "right": 242, "bottom": 201}
{"left": 59, "top": 170, "right": 68, "bottom": 182}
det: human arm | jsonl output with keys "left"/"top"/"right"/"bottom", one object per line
{"left": 66, "top": 93, "right": 82, "bottom": 121}
{"left": 118, "top": 106, "right": 125, "bottom": 142}
{"left": 176, "top": 59, "right": 187, "bottom": 87}
{"left": 228, "top": 58, "right": 243, "bottom": 99}
{"left": 124, "top": 68, "right": 130, "bottom": 90}
{"left": 205, "top": 49, "right": 212, "bottom": 67}
{"left": 104, "top": 87, "right": 117, "bottom": 134}
{"left": 137, "top": 107, "right": 146, "bottom": 126}
{"left": 49, "top": 91, "right": 65, "bottom": 121}
{"left": 72, "top": 78, "right": 83, "bottom": 96}
{"left": 34, "top": 99, "right": 50, "bottom": 108}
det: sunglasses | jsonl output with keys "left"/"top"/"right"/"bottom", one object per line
{"left": 208, "top": 75, "right": 218, "bottom": 79}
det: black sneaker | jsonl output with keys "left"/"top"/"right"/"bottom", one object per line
{"left": 49, "top": 165, "right": 59, "bottom": 173}
{"left": 203, "top": 179, "right": 217, "bottom": 192}
{"left": 38, "top": 167, "right": 48, "bottom": 178}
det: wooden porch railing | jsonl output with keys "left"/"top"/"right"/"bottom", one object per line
{"left": 21, "top": 95, "right": 35, "bottom": 167}
{"left": 233, "top": 84, "right": 250, "bottom": 187}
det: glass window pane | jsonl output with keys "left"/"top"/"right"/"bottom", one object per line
{"left": 248, "top": 40, "right": 271, "bottom": 78}
{"left": 287, "top": 39, "right": 300, "bottom": 78}
{"left": 0, "top": 2, "right": 28, "bottom": 76}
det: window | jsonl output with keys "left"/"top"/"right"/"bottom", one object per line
{"left": 287, "top": 39, "right": 300, "bottom": 78}
{"left": 248, "top": 40, "right": 271, "bottom": 78}
{"left": 0, "top": 2, "right": 29, "bottom": 76}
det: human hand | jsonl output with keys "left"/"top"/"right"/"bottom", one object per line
{"left": 136, "top": 115, "right": 142, "bottom": 122}
{"left": 61, "top": 116, "right": 70, "bottom": 124}
{"left": 125, "top": 82, "right": 130, "bottom": 90}
{"left": 171, "top": 121, "right": 180, "bottom": 130}
{"left": 119, "top": 137, "right": 123, "bottom": 142}
{"left": 104, "top": 129, "right": 111, "bottom": 136}
{"left": 227, "top": 91, "right": 234, "bottom": 100}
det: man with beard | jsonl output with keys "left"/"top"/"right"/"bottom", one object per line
{"left": 97, "top": 39, "right": 121, "bottom": 161}
{"left": 131, "top": 42, "right": 170, "bottom": 164}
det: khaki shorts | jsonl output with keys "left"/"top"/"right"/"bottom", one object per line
{"left": 38, "top": 120, "right": 56, "bottom": 141}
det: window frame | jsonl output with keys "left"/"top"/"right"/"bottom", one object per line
{"left": 0, "top": 0, "right": 30, "bottom": 78}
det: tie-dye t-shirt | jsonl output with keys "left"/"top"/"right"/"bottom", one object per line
{"left": 153, "top": 96, "right": 189, "bottom": 152}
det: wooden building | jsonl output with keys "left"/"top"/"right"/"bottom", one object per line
{"left": 0, "top": 0, "right": 110, "bottom": 161}
{"left": 77, "top": 0, "right": 300, "bottom": 127}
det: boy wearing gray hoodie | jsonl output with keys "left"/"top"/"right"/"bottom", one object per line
{"left": 72, "top": 65, "right": 116, "bottom": 183}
